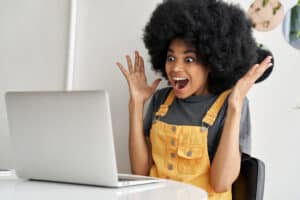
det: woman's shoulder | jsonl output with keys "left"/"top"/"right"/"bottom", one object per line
{"left": 149, "top": 87, "right": 172, "bottom": 109}
{"left": 153, "top": 87, "right": 172, "bottom": 100}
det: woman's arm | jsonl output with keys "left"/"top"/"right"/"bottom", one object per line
{"left": 209, "top": 100, "right": 243, "bottom": 192}
{"left": 128, "top": 99, "right": 153, "bottom": 175}
{"left": 210, "top": 56, "right": 273, "bottom": 192}
{"left": 117, "top": 51, "right": 161, "bottom": 175}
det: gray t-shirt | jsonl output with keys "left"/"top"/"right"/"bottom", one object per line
{"left": 143, "top": 87, "right": 251, "bottom": 162}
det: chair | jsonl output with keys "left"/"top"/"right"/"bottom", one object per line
{"left": 232, "top": 155, "right": 265, "bottom": 200}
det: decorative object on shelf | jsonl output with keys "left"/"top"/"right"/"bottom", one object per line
{"left": 255, "top": 43, "right": 274, "bottom": 83}
{"left": 282, "top": 0, "right": 300, "bottom": 50}
{"left": 248, "top": 0, "right": 284, "bottom": 32}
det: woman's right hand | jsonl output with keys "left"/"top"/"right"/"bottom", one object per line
{"left": 116, "top": 51, "right": 162, "bottom": 104}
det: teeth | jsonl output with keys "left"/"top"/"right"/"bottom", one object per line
{"left": 173, "top": 77, "right": 187, "bottom": 81}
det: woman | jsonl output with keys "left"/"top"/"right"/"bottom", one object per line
{"left": 117, "top": 0, "right": 272, "bottom": 199}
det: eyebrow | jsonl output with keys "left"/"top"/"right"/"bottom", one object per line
{"left": 167, "top": 49, "right": 196, "bottom": 54}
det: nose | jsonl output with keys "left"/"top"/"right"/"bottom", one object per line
{"left": 171, "top": 61, "right": 184, "bottom": 72}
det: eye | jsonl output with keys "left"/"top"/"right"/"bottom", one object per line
{"left": 185, "top": 57, "right": 194, "bottom": 63}
{"left": 166, "top": 55, "right": 175, "bottom": 62}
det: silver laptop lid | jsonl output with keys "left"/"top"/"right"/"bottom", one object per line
{"left": 5, "top": 90, "right": 119, "bottom": 186}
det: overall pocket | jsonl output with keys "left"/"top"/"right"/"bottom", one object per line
{"left": 177, "top": 145, "right": 203, "bottom": 174}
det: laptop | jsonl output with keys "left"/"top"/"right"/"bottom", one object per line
{"left": 5, "top": 90, "right": 162, "bottom": 187}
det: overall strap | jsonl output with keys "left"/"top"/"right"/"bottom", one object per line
{"left": 155, "top": 89, "right": 175, "bottom": 117}
{"left": 202, "top": 89, "right": 232, "bottom": 127}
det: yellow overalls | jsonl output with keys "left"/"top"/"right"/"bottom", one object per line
{"left": 149, "top": 89, "right": 232, "bottom": 200}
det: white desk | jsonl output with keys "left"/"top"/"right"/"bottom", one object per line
{"left": 0, "top": 172, "right": 207, "bottom": 200}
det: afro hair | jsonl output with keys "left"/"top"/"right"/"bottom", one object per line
{"left": 143, "top": 0, "right": 259, "bottom": 94}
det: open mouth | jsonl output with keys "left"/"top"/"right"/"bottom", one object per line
{"left": 173, "top": 77, "right": 189, "bottom": 90}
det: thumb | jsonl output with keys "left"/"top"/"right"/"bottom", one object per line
{"left": 151, "top": 78, "right": 162, "bottom": 91}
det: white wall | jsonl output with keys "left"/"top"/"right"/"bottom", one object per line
{"left": 0, "top": 0, "right": 70, "bottom": 168}
{"left": 226, "top": 1, "right": 300, "bottom": 199}
{"left": 1, "top": 0, "right": 299, "bottom": 199}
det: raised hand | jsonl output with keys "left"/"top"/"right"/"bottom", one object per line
{"left": 116, "top": 51, "right": 162, "bottom": 103}
{"left": 229, "top": 55, "right": 273, "bottom": 108}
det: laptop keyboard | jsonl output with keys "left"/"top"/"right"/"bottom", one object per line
{"left": 118, "top": 175, "right": 152, "bottom": 182}
{"left": 118, "top": 177, "right": 138, "bottom": 181}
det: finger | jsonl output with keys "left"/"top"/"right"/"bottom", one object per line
{"left": 150, "top": 78, "right": 162, "bottom": 92}
{"left": 134, "top": 51, "right": 140, "bottom": 72}
{"left": 246, "top": 64, "right": 259, "bottom": 78}
{"left": 260, "top": 61, "right": 273, "bottom": 72}
{"left": 116, "top": 62, "right": 129, "bottom": 79}
{"left": 256, "top": 56, "right": 272, "bottom": 73}
{"left": 126, "top": 55, "right": 134, "bottom": 73}
{"left": 250, "top": 62, "right": 272, "bottom": 82}
{"left": 261, "top": 56, "right": 272, "bottom": 66}
{"left": 139, "top": 55, "right": 145, "bottom": 73}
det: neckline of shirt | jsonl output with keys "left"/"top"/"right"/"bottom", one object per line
{"left": 176, "top": 93, "right": 216, "bottom": 103}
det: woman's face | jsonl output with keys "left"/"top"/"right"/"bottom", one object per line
{"left": 165, "top": 38, "right": 210, "bottom": 99}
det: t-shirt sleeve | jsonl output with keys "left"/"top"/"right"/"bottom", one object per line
{"left": 239, "top": 97, "right": 251, "bottom": 156}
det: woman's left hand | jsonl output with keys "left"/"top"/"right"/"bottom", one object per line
{"left": 229, "top": 55, "right": 273, "bottom": 109}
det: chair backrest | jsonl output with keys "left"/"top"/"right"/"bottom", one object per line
{"left": 232, "top": 155, "right": 265, "bottom": 200}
